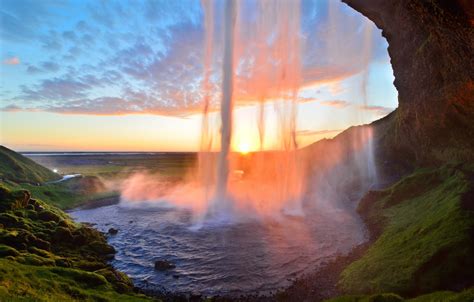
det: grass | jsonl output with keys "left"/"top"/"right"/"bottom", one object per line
{"left": 27, "top": 152, "right": 196, "bottom": 181}
{"left": 0, "top": 146, "right": 60, "bottom": 184}
{"left": 338, "top": 165, "right": 474, "bottom": 296}
{"left": 325, "top": 287, "right": 474, "bottom": 302}
{"left": 0, "top": 185, "right": 153, "bottom": 301}
{"left": 0, "top": 259, "right": 152, "bottom": 302}
{"left": 0, "top": 178, "right": 118, "bottom": 210}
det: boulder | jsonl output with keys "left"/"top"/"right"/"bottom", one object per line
{"left": 108, "top": 228, "right": 118, "bottom": 235}
{"left": 154, "top": 259, "right": 176, "bottom": 271}
{"left": 88, "top": 240, "right": 116, "bottom": 255}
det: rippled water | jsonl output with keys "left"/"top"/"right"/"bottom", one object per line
{"left": 71, "top": 195, "right": 366, "bottom": 296}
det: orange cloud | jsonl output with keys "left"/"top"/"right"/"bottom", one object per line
{"left": 3, "top": 57, "right": 20, "bottom": 65}
{"left": 320, "top": 100, "right": 349, "bottom": 108}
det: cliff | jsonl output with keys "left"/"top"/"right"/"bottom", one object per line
{"left": 342, "top": 0, "right": 474, "bottom": 164}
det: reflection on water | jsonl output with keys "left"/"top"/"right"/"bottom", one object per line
{"left": 71, "top": 193, "right": 366, "bottom": 296}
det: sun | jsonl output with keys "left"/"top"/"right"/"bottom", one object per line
{"left": 237, "top": 142, "right": 251, "bottom": 155}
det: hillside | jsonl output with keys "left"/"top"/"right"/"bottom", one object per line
{"left": 0, "top": 146, "right": 152, "bottom": 301}
{"left": 339, "top": 165, "right": 474, "bottom": 297}
{"left": 0, "top": 146, "right": 114, "bottom": 210}
{"left": 0, "top": 146, "right": 60, "bottom": 184}
{"left": 0, "top": 185, "right": 152, "bottom": 301}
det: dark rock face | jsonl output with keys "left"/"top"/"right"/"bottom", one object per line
{"left": 343, "top": 0, "right": 474, "bottom": 164}
{"left": 154, "top": 260, "right": 176, "bottom": 271}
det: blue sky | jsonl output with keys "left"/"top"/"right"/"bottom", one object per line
{"left": 0, "top": 0, "right": 398, "bottom": 151}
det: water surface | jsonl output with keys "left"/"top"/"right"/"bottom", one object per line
{"left": 71, "top": 195, "right": 366, "bottom": 296}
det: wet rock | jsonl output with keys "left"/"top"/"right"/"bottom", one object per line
{"left": 95, "top": 268, "right": 134, "bottom": 293}
{"left": 190, "top": 291, "right": 202, "bottom": 301}
{"left": 108, "top": 228, "right": 118, "bottom": 235}
{"left": 88, "top": 240, "right": 116, "bottom": 255}
{"left": 154, "top": 260, "right": 176, "bottom": 271}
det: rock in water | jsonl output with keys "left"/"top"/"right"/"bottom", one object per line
{"left": 108, "top": 228, "right": 118, "bottom": 235}
{"left": 154, "top": 260, "right": 176, "bottom": 271}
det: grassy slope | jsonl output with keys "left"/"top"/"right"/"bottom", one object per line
{"left": 0, "top": 147, "right": 150, "bottom": 300}
{"left": 333, "top": 165, "right": 474, "bottom": 299}
{"left": 0, "top": 146, "right": 117, "bottom": 210}
{"left": 0, "top": 185, "right": 152, "bottom": 301}
{"left": 0, "top": 146, "right": 60, "bottom": 184}
{"left": 326, "top": 287, "right": 474, "bottom": 302}
{"left": 1, "top": 178, "right": 117, "bottom": 210}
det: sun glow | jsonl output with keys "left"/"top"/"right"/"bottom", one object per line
{"left": 237, "top": 141, "right": 251, "bottom": 155}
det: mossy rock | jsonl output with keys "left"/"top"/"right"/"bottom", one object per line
{"left": 0, "top": 213, "right": 20, "bottom": 227}
{"left": 0, "top": 229, "right": 28, "bottom": 251}
{"left": 16, "top": 253, "right": 55, "bottom": 266}
{"left": 74, "top": 259, "right": 108, "bottom": 271}
{"left": 95, "top": 268, "right": 134, "bottom": 293}
{"left": 0, "top": 152, "right": 151, "bottom": 301}
{"left": 51, "top": 267, "right": 108, "bottom": 287}
{"left": 0, "top": 245, "right": 20, "bottom": 258}
{"left": 87, "top": 240, "right": 116, "bottom": 255}
{"left": 0, "top": 187, "right": 31, "bottom": 211}
{"left": 326, "top": 293, "right": 404, "bottom": 302}
{"left": 28, "top": 246, "right": 53, "bottom": 258}
{"left": 37, "top": 209, "right": 61, "bottom": 222}
{"left": 52, "top": 226, "right": 75, "bottom": 243}
{"left": 26, "top": 233, "right": 51, "bottom": 251}
{"left": 340, "top": 166, "right": 474, "bottom": 295}
{"left": 55, "top": 257, "right": 72, "bottom": 268}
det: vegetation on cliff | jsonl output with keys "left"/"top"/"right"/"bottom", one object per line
{"left": 0, "top": 146, "right": 152, "bottom": 301}
{"left": 334, "top": 164, "right": 474, "bottom": 300}
{"left": 0, "top": 185, "right": 152, "bottom": 301}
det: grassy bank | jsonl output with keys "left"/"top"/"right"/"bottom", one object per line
{"left": 334, "top": 164, "right": 474, "bottom": 299}
{"left": 327, "top": 287, "right": 474, "bottom": 302}
{"left": 0, "top": 146, "right": 120, "bottom": 210}
{"left": 0, "top": 185, "right": 152, "bottom": 301}
{"left": 0, "top": 178, "right": 118, "bottom": 210}
{"left": 0, "top": 146, "right": 152, "bottom": 301}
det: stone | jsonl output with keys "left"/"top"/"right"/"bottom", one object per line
{"left": 108, "top": 228, "right": 118, "bottom": 235}
{"left": 154, "top": 260, "right": 176, "bottom": 271}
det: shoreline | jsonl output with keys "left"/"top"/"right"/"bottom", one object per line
{"left": 69, "top": 193, "right": 374, "bottom": 301}
{"left": 72, "top": 194, "right": 121, "bottom": 210}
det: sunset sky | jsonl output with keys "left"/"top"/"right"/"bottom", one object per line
{"left": 0, "top": 0, "right": 398, "bottom": 152}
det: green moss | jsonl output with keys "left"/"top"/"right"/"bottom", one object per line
{"left": 325, "top": 288, "right": 474, "bottom": 302}
{"left": 408, "top": 287, "right": 474, "bottom": 301}
{"left": 0, "top": 245, "right": 20, "bottom": 257}
{"left": 0, "top": 259, "right": 152, "bottom": 301}
{"left": 0, "top": 185, "right": 153, "bottom": 301}
{"left": 339, "top": 166, "right": 474, "bottom": 295}
{"left": 326, "top": 293, "right": 404, "bottom": 302}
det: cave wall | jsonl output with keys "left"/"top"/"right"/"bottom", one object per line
{"left": 342, "top": 0, "right": 474, "bottom": 164}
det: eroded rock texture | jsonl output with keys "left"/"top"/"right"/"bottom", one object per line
{"left": 343, "top": 0, "right": 474, "bottom": 164}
